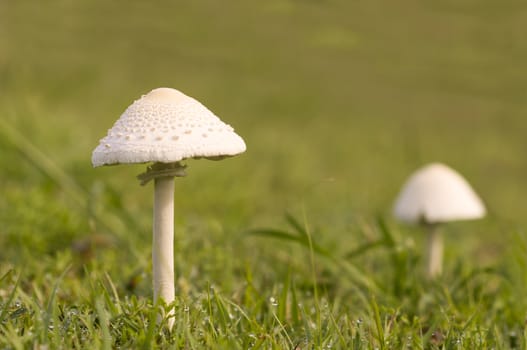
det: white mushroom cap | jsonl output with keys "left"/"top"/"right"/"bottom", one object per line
{"left": 92, "top": 88, "right": 246, "bottom": 167}
{"left": 393, "top": 163, "right": 486, "bottom": 224}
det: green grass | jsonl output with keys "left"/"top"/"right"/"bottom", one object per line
{"left": 2, "top": 0, "right": 527, "bottom": 348}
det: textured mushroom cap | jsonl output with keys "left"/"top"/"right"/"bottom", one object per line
{"left": 92, "top": 88, "right": 246, "bottom": 167}
{"left": 393, "top": 163, "right": 486, "bottom": 224}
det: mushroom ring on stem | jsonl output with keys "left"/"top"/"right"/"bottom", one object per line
{"left": 92, "top": 87, "right": 246, "bottom": 328}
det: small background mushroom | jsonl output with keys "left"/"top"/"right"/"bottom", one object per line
{"left": 393, "top": 162, "right": 486, "bottom": 278}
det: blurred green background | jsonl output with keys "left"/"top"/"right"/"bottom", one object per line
{"left": 1, "top": 0, "right": 527, "bottom": 273}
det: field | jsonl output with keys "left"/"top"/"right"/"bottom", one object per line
{"left": 2, "top": 0, "right": 527, "bottom": 348}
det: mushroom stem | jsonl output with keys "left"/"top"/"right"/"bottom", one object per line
{"left": 153, "top": 175, "right": 175, "bottom": 325}
{"left": 425, "top": 223, "right": 443, "bottom": 278}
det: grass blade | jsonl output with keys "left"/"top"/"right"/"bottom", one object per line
{"left": 370, "top": 296, "right": 385, "bottom": 350}
{"left": 95, "top": 297, "right": 112, "bottom": 350}
{"left": 345, "top": 239, "right": 387, "bottom": 260}
{"left": 2, "top": 119, "right": 87, "bottom": 207}
{"left": 247, "top": 228, "right": 331, "bottom": 257}
{"left": 0, "top": 271, "right": 21, "bottom": 323}
{"left": 284, "top": 212, "right": 308, "bottom": 237}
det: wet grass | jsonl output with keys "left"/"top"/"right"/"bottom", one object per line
{"left": 2, "top": 0, "right": 527, "bottom": 348}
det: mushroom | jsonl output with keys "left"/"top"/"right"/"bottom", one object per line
{"left": 393, "top": 163, "right": 486, "bottom": 278}
{"left": 92, "top": 87, "right": 246, "bottom": 326}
